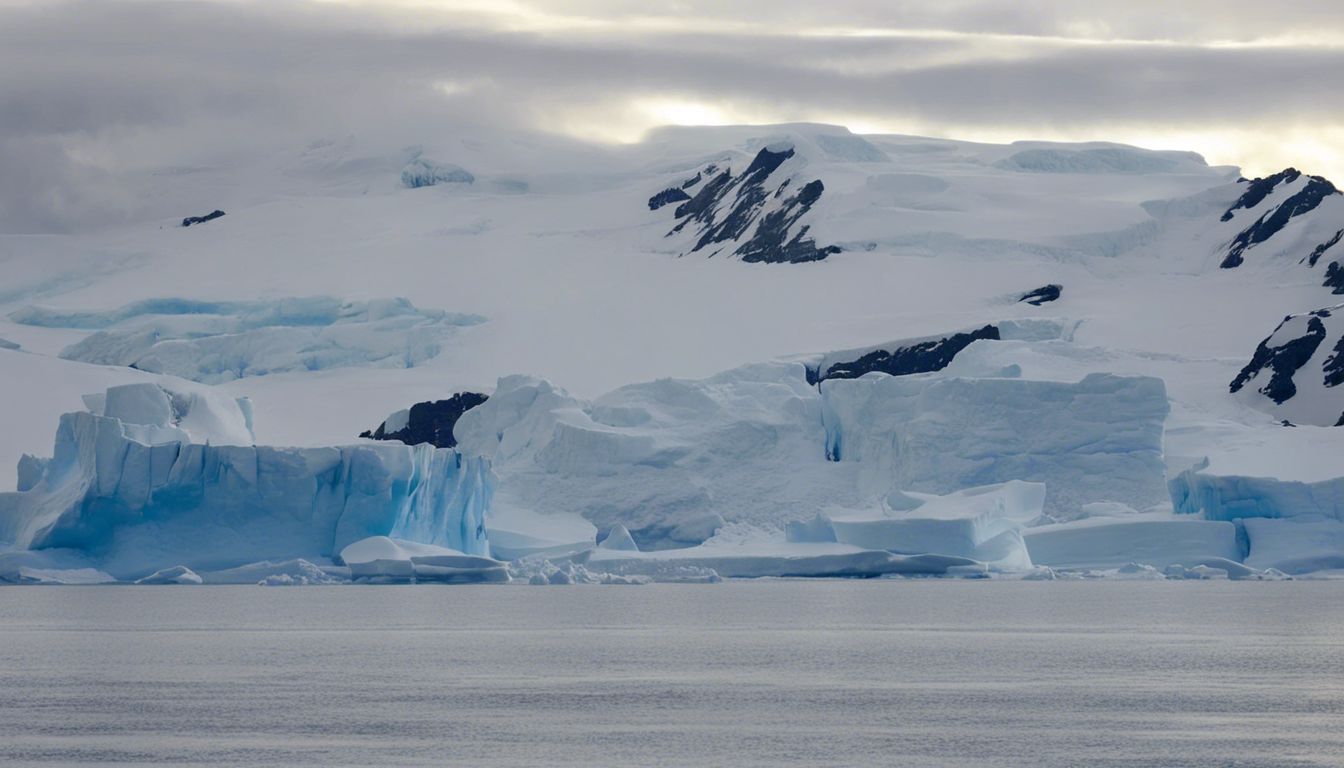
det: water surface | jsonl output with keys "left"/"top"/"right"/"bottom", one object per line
{"left": 1, "top": 581, "right": 1341, "bottom": 767}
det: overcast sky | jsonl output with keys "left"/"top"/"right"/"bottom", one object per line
{"left": 3, "top": 0, "right": 1343, "bottom": 232}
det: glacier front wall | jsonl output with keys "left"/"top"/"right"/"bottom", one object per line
{"left": 821, "top": 372, "right": 1172, "bottom": 516}
{"left": 0, "top": 408, "right": 492, "bottom": 578}
{"left": 457, "top": 363, "right": 1172, "bottom": 549}
{"left": 1169, "top": 468, "right": 1344, "bottom": 523}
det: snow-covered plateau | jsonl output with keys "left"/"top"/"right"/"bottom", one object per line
{"left": 3, "top": 123, "right": 1344, "bottom": 583}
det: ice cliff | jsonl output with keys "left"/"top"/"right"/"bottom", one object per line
{"left": 455, "top": 355, "right": 1171, "bottom": 550}
{"left": 11, "top": 297, "right": 485, "bottom": 384}
{"left": 0, "top": 383, "right": 492, "bottom": 578}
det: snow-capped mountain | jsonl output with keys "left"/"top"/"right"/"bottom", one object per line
{"left": 1232, "top": 304, "right": 1344, "bottom": 427}
{"left": 3, "top": 122, "right": 1343, "bottom": 582}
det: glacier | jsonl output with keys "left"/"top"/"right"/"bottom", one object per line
{"left": 11, "top": 297, "right": 486, "bottom": 384}
{"left": 4, "top": 123, "right": 1344, "bottom": 581}
{"left": 1169, "top": 460, "right": 1344, "bottom": 524}
{"left": 820, "top": 371, "right": 1171, "bottom": 516}
{"left": 0, "top": 383, "right": 492, "bottom": 579}
{"left": 454, "top": 351, "right": 1170, "bottom": 551}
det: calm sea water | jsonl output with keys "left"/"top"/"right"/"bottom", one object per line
{"left": 0, "top": 581, "right": 1341, "bottom": 767}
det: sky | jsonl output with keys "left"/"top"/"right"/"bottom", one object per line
{"left": 2, "top": 0, "right": 1343, "bottom": 232}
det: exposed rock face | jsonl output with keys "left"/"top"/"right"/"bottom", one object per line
{"left": 1305, "top": 228, "right": 1343, "bottom": 267}
{"left": 1221, "top": 168, "right": 1302, "bottom": 222}
{"left": 1326, "top": 261, "right": 1344, "bottom": 294}
{"left": 808, "top": 325, "right": 1001, "bottom": 385}
{"left": 181, "top": 210, "right": 225, "bottom": 227}
{"left": 1221, "top": 171, "right": 1338, "bottom": 268}
{"left": 1231, "top": 305, "right": 1344, "bottom": 426}
{"left": 1018, "top": 285, "right": 1062, "bottom": 306}
{"left": 361, "top": 392, "right": 489, "bottom": 449}
{"left": 658, "top": 145, "right": 840, "bottom": 264}
{"left": 647, "top": 187, "right": 691, "bottom": 211}
{"left": 1231, "top": 312, "right": 1329, "bottom": 405}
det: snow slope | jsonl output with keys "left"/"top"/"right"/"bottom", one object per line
{"left": 3, "top": 122, "right": 1344, "bottom": 577}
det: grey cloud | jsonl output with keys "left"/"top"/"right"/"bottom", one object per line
{"left": 1, "top": 0, "right": 1341, "bottom": 232}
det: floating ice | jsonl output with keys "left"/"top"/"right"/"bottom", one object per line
{"left": 0, "top": 385, "right": 492, "bottom": 579}
{"left": 597, "top": 524, "right": 639, "bottom": 552}
{"left": 16, "top": 567, "right": 116, "bottom": 585}
{"left": 1023, "top": 513, "right": 1240, "bottom": 570}
{"left": 135, "top": 565, "right": 203, "bottom": 585}
{"left": 822, "top": 372, "right": 1171, "bottom": 515}
{"left": 1242, "top": 517, "right": 1344, "bottom": 574}
{"left": 1169, "top": 467, "right": 1344, "bottom": 522}
{"left": 200, "top": 558, "right": 344, "bottom": 585}
{"left": 825, "top": 482, "right": 1043, "bottom": 571}
{"left": 457, "top": 356, "right": 1170, "bottom": 551}
{"left": 339, "top": 536, "right": 508, "bottom": 583}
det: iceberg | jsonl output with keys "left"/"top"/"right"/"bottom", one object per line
{"left": 15, "top": 567, "right": 117, "bottom": 585}
{"left": 200, "top": 558, "right": 344, "bottom": 585}
{"left": 1242, "top": 517, "right": 1344, "bottom": 574}
{"left": 820, "top": 372, "right": 1171, "bottom": 516}
{"left": 135, "top": 565, "right": 203, "bottom": 585}
{"left": 0, "top": 544, "right": 110, "bottom": 584}
{"left": 339, "top": 536, "right": 508, "bottom": 583}
{"left": 0, "top": 384, "right": 493, "bottom": 579}
{"left": 1022, "top": 513, "right": 1240, "bottom": 570}
{"left": 454, "top": 364, "right": 842, "bottom": 550}
{"left": 587, "top": 540, "right": 985, "bottom": 579}
{"left": 456, "top": 359, "right": 1172, "bottom": 550}
{"left": 824, "top": 481, "right": 1043, "bottom": 570}
{"left": 1169, "top": 467, "right": 1344, "bottom": 522}
{"left": 597, "top": 524, "right": 639, "bottom": 552}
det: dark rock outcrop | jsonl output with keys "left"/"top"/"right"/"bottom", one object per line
{"left": 360, "top": 392, "right": 489, "bottom": 449}
{"left": 647, "top": 187, "right": 691, "bottom": 211}
{"left": 1229, "top": 312, "right": 1329, "bottom": 404}
{"left": 1018, "top": 284, "right": 1062, "bottom": 306}
{"left": 1221, "top": 168, "right": 1301, "bottom": 222}
{"left": 1306, "top": 228, "right": 1344, "bottom": 267}
{"left": 659, "top": 145, "right": 839, "bottom": 264}
{"left": 1221, "top": 174, "right": 1338, "bottom": 268}
{"left": 181, "top": 210, "right": 225, "bottom": 227}
{"left": 808, "top": 325, "right": 1001, "bottom": 384}
{"left": 1325, "top": 261, "right": 1344, "bottom": 294}
{"left": 1324, "top": 333, "right": 1344, "bottom": 389}
{"left": 736, "top": 180, "right": 840, "bottom": 264}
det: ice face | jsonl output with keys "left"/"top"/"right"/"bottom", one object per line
{"left": 0, "top": 386, "right": 493, "bottom": 578}
{"left": 11, "top": 297, "right": 486, "bottom": 384}
{"left": 1023, "top": 514, "right": 1240, "bottom": 570}
{"left": 135, "top": 565, "right": 203, "bottom": 585}
{"left": 1242, "top": 517, "right": 1344, "bottom": 574}
{"left": 400, "top": 158, "right": 475, "bottom": 188}
{"left": 821, "top": 372, "right": 1171, "bottom": 516}
{"left": 456, "top": 359, "right": 1170, "bottom": 549}
{"left": 1169, "top": 467, "right": 1344, "bottom": 523}
{"left": 824, "top": 481, "right": 1044, "bottom": 570}
{"left": 339, "top": 536, "right": 507, "bottom": 583}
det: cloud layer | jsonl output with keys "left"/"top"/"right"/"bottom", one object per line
{"left": 3, "top": 0, "right": 1342, "bottom": 231}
